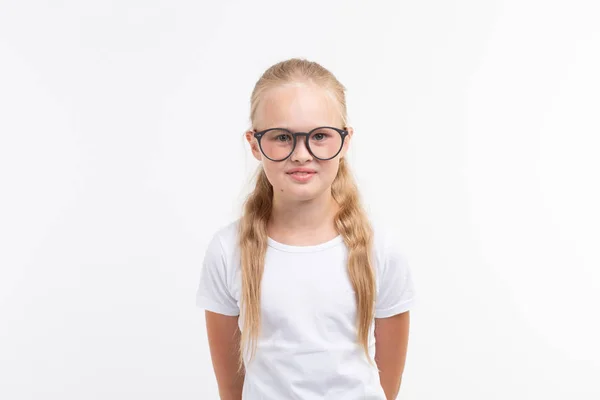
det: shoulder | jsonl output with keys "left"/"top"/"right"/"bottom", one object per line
{"left": 210, "top": 218, "right": 240, "bottom": 248}
{"left": 370, "top": 218, "right": 408, "bottom": 269}
{"left": 203, "top": 218, "right": 241, "bottom": 268}
{"left": 369, "top": 217, "right": 417, "bottom": 316}
{"left": 197, "top": 219, "right": 242, "bottom": 315}
{"left": 369, "top": 217, "right": 414, "bottom": 292}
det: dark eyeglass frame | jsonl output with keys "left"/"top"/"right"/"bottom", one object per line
{"left": 252, "top": 126, "right": 349, "bottom": 162}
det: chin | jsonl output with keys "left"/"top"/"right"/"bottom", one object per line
{"left": 285, "top": 186, "right": 314, "bottom": 197}
{"left": 284, "top": 185, "right": 326, "bottom": 201}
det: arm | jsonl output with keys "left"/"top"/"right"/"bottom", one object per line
{"left": 205, "top": 310, "right": 245, "bottom": 400}
{"left": 374, "top": 311, "right": 410, "bottom": 400}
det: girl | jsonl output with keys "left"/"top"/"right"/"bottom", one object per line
{"left": 196, "top": 58, "right": 416, "bottom": 400}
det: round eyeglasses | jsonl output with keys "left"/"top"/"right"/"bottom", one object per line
{"left": 253, "top": 126, "right": 349, "bottom": 162}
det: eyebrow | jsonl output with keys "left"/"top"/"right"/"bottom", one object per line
{"left": 258, "top": 125, "right": 334, "bottom": 131}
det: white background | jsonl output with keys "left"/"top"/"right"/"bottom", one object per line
{"left": 1, "top": 1, "right": 598, "bottom": 399}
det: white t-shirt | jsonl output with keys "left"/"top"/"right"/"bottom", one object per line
{"left": 196, "top": 219, "right": 416, "bottom": 400}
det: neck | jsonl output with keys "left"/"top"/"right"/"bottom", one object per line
{"left": 268, "top": 189, "right": 339, "bottom": 239}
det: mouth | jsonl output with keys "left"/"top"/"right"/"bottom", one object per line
{"left": 286, "top": 170, "right": 316, "bottom": 182}
{"left": 287, "top": 171, "right": 316, "bottom": 175}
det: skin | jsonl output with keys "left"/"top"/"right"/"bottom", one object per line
{"left": 205, "top": 80, "right": 410, "bottom": 400}
{"left": 205, "top": 311, "right": 244, "bottom": 400}
{"left": 375, "top": 311, "right": 411, "bottom": 400}
{"left": 247, "top": 81, "right": 352, "bottom": 245}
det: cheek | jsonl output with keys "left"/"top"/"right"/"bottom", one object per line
{"left": 319, "top": 162, "right": 340, "bottom": 183}
{"left": 325, "top": 159, "right": 340, "bottom": 173}
{"left": 262, "top": 162, "right": 284, "bottom": 184}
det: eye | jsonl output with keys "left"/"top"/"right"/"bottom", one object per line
{"left": 311, "top": 129, "right": 334, "bottom": 141}
{"left": 276, "top": 134, "right": 291, "bottom": 142}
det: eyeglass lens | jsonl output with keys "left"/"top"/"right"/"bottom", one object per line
{"left": 260, "top": 128, "right": 342, "bottom": 160}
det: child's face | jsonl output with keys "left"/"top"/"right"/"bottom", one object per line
{"left": 246, "top": 82, "right": 353, "bottom": 203}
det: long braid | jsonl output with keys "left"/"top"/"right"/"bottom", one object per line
{"left": 332, "top": 157, "right": 376, "bottom": 362}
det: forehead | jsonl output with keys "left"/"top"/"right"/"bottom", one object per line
{"left": 256, "top": 82, "right": 341, "bottom": 130}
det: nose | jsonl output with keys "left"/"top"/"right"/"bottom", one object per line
{"left": 290, "top": 136, "right": 312, "bottom": 163}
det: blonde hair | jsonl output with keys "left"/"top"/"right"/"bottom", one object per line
{"left": 238, "top": 58, "right": 375, "bottom": 370}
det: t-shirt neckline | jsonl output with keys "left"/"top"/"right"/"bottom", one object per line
{"left": 267, "top": 234, "right": 344, "bottom": 253}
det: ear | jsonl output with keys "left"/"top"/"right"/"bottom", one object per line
{"left": 339, "top": 126, "right": 353, "bottom": 158}
{"left": 245, "top": 130, "right": 263, "bottom": 161}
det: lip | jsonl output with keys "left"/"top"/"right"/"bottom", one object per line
{"left": 286, "top": 168, "right": 317, "bottom": 183}
{"left": 286, "top": 168, "right": 317, "bottom": 174}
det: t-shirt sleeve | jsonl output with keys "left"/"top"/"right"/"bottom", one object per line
{"left": 375, "top": 241, "right": 417, "bottom": 318}
{"left": 196, "top": 233, "right": 240, "bottom": 316}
